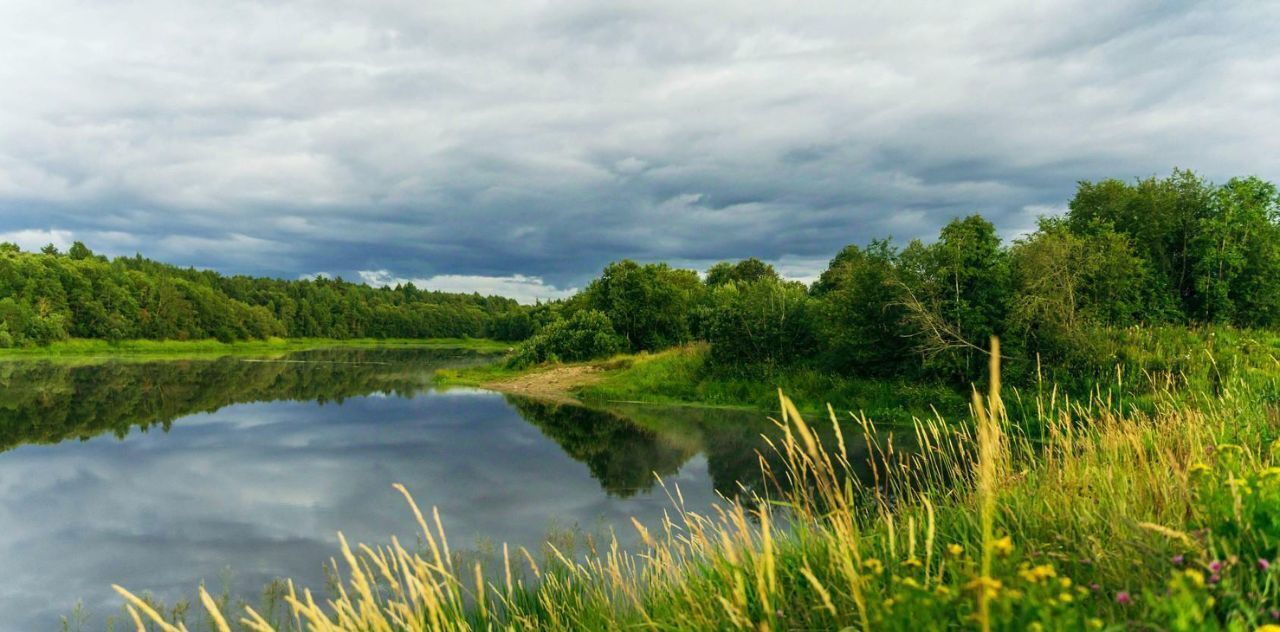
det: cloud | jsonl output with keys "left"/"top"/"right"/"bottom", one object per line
{"left": 358, "top": 270, "right": 576, "bottom": 304}
{"left": 0, "top": 228, "right": 74, "bottom": 252}
{"left": 0, "top": 1, "right": 1276, "bottom": 289}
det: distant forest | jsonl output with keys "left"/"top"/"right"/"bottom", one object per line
{"left": 7, "top": 169, "right": 1279, "bottom": 386}
{"left": 0, "top": 242, "right": 529, "bottom": 347}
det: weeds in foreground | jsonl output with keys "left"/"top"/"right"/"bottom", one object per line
{"left": 117, "top": 339, "right": 1280, "bottom": 630}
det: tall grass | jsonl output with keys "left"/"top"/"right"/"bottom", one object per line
{"left": 116, "top": 338, "right": 1280, "bottom": 630}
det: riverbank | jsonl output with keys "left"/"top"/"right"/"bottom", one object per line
{"left": 438, "top": 343, "right": 967, "bottom": 419}
{"left": 0, "top": 337, "right": 511, "bottom": 361}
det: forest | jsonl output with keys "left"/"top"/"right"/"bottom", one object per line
{"left": 0, "top": 243, "right": 529, "bottom": 347}
{"left": 510, "top": 169, "right": 1280, "bottom": 387}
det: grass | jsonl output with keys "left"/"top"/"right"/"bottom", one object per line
{"left": 438, "top": 343, "right": 968, "bottom": 420}
{"left": 0, "top": 337, "right": 511, "bottom": 361}
{"left": 114, "top": 332, "right": 1280, "bottom": 630}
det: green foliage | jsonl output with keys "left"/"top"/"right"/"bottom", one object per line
{"left": 0, "top": 245, "right": 531, "bottom": 346}
{"left": 1007, "top": 219, "right": 1150, "bottom": 365}
{"left": 1066, "top": 169, "right": 1280, "bottom": 327}
{"left": 580, "top": 260, "right": 703, "bottom": 351}
{"left": 508, "top": 309, "right": 625, "bottom": 367}
{"left": 814, "top": 240, "right": 911, "bottom": 376}
{"left": 704, "top": 257, "right": 780, "bottom": 287}
{"left": 705, "top": 277, "right": 818, "bottom": 372}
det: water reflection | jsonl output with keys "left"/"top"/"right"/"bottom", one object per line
{"left": 0, "top": 350, "right": 897, "bottom": 630}
{"left": 0, "top": 348, "right": 489, "bottom": 452}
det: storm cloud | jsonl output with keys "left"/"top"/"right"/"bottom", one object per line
{"left": 1, "top": 1, "right": 1276, "bottom": 294}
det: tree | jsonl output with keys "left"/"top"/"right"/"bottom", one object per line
{"left": 1007, "top": 219, "right": 1149, "bottom": 363}
{"left": 896, "top": 215, "right": 1011, "bottom": 377}
{"left": 814, "top": 240, "right": 911, "bottom": 376}
{"left": 580, "top": 260, "right": 703, "bottom": 351}
{"left": 1191, "top": 177, "right": 1280, "bottom": 326}
{"left": 67, "top": 241, "right": 94, "bottom": 261}
{"left": 705, "top": 258, "right": 779, "bottom": 287}
{"left": 706, "top": 278, "right": 817, "bottom": 372}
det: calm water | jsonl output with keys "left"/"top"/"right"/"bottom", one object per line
{"left": 0, "top": 348, "right": 794, "bottom": 630}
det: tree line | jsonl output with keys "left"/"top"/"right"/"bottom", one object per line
{"left": 511, "top": 169, "right": 1280, "bottom": 383}
{"left": 0, "top": 242, "right": 527, "bottom": 347}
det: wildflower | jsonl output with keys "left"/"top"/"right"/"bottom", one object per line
{"left": 1184, "top": 569, "right": 1205, "bottom": 588}
{"left": 947, "top": 544, "right": 964, "bottom": 557}
{"left": 1208, "top": 573, "right": 1221, "bottom": 585}
{"left": 1257, "top": 626, "right": 1280, "bottom": 632}
{"left": 1087, "top": 618, "right": 1104, "bottom": 630}
{"left": 1059, "top": 577, "right": 1072, "bottom": 589}
{"left": 1260, "top": 558, "right": 1272, "bottom": 572}
{"left": 1018, "top": 564, "right": 1056, "bottom": 583}
{"left": 992, "top": 536, "right": 1014, "bottom": 556}
{"left": 1209, "top": 560, "right": 1223, "bottom": 573}
{"left": 862, "top": 558, "right": 883, "bottom": 575}
{"left": 1115, "top": 591, "right": 1132, "bottom": 605}
{"left": 1059, "top": 591, "right": 1074, "bottom": 603}
{"left": 903, "top": 557, "right": 923, "bottom": 569}
{"left": 965, "top": 576, "right": 1003, "bottom": 600}
{"left": 1271, "top": 608, "right": 1280, "bottom": 621}
{"left": 1027, "top": 623, "right": 1043, "bottom": 632}
{"left": 1171, "top": 554, "right": 1185, "bottom": 566}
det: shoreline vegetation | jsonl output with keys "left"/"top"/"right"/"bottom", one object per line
{"left": 436, "top": 343, "right": 969, "bottom": 420}
{"left": 0, "top": 336, "right": 511, "bottom": 361}
{"left": 118, "top": 340, "right": 1280, "bottom": 630}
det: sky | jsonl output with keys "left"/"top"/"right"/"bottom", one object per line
{"left": 0, "top": 1, "right": 1277, "bottom": 302}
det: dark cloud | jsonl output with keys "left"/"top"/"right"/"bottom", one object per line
{"left": 1, "top": 1, "right": 1277, "bottom": 291}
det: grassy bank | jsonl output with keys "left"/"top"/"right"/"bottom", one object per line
{"left": 119, "top": 342, "right": 1280, "bottom": 630}
{"left": 0, "top": 337, "right": 511, "bottom": 360}
{"left": 437, "top": 343, "right": 967, "bottom": 420}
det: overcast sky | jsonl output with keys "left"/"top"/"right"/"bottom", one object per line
{"left": 1, "top": 1, "right": 1277, "bottom": 301}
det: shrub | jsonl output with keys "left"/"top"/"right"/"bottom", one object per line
{"left": 507, "top": 309, "right": 625, "bottom": 367}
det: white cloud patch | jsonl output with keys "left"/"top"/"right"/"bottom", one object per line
{"left": 358, "top": 270, "right": 576, "bottom": 304}
{"left": 0, "top": 228, "right": 75, "bottom": 252}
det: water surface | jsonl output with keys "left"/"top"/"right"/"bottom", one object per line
{"left": 0, "top": 348, "right": 793, "bottom": 630}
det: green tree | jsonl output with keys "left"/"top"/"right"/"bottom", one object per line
{"left": 706, "top": 278, "right": 817, "bottom": 372}
{"left": 580, "top": 260, "right": 703, "bottom": 351}
{"left": 704, "top": 258, "right": 780, "bottom": 287}
{"left": 814, "top": 240, "right": 911, "bottom": 376}
{"left": 896, "top": 215, "right": 1011, "bottom": 378}
{"left": 1007, "top": 219, "right": 1149, "bottom": 364}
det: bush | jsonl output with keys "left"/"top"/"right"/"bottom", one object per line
{"left": 706, "top": 278, "right": 818, "bottom": 373}
{"left": 507, "top": 309, "right": 625, "bottom": 367}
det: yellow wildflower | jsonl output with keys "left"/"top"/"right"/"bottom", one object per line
{"left": 965, "top": 576, "right": 1003, "bottom": 599}
{"left": 1018, "top": 564, "right": 1056, "bottom": 583}
{"left": 992, "top": 536, "right": 1014, "bottom": 556}
{"left": 1184, "top": 569, "right": 1205, "bottom": 588}
{"left": 948, "top": 543, "right": 965, "bottom": 557}
{"left": 863, "top": 558, "right": 883, "bottom": 575}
